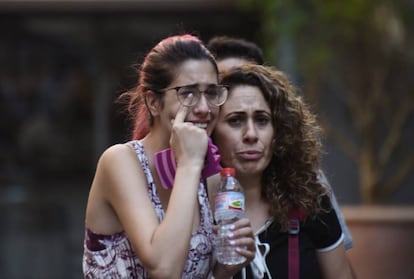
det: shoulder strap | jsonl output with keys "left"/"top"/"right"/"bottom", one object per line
{"left": 288, "top": 207, "right": 305, "bottom": 279}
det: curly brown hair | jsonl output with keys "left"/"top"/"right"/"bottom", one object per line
{"left": 219, "top": 64, "right": 329, "bottom": 231}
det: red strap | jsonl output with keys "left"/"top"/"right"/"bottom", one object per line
{"left": 288, "top": 207, "right": 304, "bottom": 279}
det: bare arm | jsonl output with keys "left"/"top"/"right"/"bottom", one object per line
{"left": 317, "top": 243, "right": 355, "bottom": 279}
{"left": 95, "top": 106, "right": 208, "bottom": 278}
{"left": 96, "top": 143, "right": 202, "bottom": 278}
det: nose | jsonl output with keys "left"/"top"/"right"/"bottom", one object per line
{"left": 192, "top": 93, "right": 210, "bottom": 116}
{"left": 243, "top": 120, "right": 258, "bottom": 142}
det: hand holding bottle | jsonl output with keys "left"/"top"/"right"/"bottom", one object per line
{"left": 214, "top": 168, "right": 253, "bottom": 265}
{"left": 212, "top": 218, "right": 256, "bottom": 278}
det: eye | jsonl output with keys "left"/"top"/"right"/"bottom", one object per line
{"left": 177, "top": 88, "right": 196, "bottom": 99}
{"left": 227, "top": 116, "right": 243, "bottom": 127}
{"left": 204, "top": 87, "right": 219, "bottom": 99}
{"left": 255, "top": 116, "right": 271, "bottom": 126}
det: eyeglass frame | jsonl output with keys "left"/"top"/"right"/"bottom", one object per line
{"left": 159, "top": 83, "right": 229, "bottom": 107}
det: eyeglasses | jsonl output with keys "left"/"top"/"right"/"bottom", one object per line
{"left": 162, "top": 84, "right": 228, "bottom": 107}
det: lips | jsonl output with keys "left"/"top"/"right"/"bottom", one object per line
{"left": 192, "top": 122, "right": 208, "bottom": 129}
{"left": 238, "top": 150, "right": 262, "bottom": 160}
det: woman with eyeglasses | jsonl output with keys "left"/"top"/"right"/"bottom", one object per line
{"left": 82, "top": 34, "right": 255, "bottom": 279}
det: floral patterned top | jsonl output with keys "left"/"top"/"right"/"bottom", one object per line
{"left": 83, "top": 140, "right": 215, "bottom": 278}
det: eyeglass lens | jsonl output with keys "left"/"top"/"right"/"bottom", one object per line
{"left": 176, "top": 85, "right": 227, "bottom": 107}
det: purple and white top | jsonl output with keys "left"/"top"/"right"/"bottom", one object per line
{"left": 83, "top": 140, "right": 215, "bottom": 278}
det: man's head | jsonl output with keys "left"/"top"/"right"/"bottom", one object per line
{"left": 207, "top": 36, "right": 264, "bottom": 73}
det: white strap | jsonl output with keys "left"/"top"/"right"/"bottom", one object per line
{"left": 241, "top": 220, "right": 273, "bottom": 279}
{"left": 249, "top": 235, "right": 272, "bottom": 279}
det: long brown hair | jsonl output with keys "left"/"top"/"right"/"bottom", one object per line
{"left": 119, "top": 34, "right": 218, "bottom": 139}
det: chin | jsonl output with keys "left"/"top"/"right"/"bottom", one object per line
{"left": 239, "top": 163, "right": 265, "bottom": 174}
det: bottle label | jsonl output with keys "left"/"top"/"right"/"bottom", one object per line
{"left": 215, "top": 192, "right": 245, "bottom": 212}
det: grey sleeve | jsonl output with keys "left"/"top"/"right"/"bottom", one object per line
{"left": 319, "top": 170, "right": 353, "bottom": 250}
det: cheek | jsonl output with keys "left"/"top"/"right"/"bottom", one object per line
{"left": 211, "top": 106, "right": 220, "bottom": 117}
{"left": 216, "top": 141, "right": 234, "bottom": 167}
{"left": 169, "top": 102, "right": 182, "bottom": 118}
{"left": 215, "top": 129, "right": 237, "bottom": 156}
{"left": 206, "top": 107, "right": 219, "bottom": 132}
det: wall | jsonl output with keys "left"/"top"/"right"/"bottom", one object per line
{"left": 0, "top": 3, "right": 260, "bottom": 278}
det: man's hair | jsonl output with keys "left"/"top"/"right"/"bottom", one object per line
{"left": 207, "top": 36, "right": 264, "bottom": 65}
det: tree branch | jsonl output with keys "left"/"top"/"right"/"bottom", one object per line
{"left": 377, "top": 154, "right": 414, "bottom": 203}
{"left": 379, "top": 94, "right": 414, "bottom": 168}
{"left": 321, "top": 118, "right": 359, "bottom": 163}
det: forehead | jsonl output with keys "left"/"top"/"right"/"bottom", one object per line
{"left": 223, "top": 85, "right": 270, "bottom": 112}
{"left": 170, "top": 59, "right": 217, "bottom": 87}
{"left": 217, "top": 57, "right": 251, "bottom": 73}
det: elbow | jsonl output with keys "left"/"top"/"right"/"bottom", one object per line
{"left": 143, "top": 257, "right": 185, "bottom": 279}
{"left": 132, "top": 243, "right": 188, "bottom": 278}
{"left": 148, "top": 265, "right": 183, "bottom": 279}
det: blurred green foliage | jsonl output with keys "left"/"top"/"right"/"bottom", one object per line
{"left": 239, "top": 0, "right": 414, "bottom": 204}
{"left": 240, "top": 0, "right": 409, "bottom": 68}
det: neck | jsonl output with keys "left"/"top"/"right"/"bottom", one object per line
{"left": 140, "top": 131, "right": 172, "bottom": 211}
{"left": 237, "top": 173, "right": 271, "bottom": 232}
{"left": 237, "top": 174, "right": 261, "bottom": 201}
{"left": 141, "top": 130, "right": 170, "bottom": 153}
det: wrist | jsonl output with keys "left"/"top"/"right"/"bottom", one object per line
{"left": 176, "top": 156, "right": 204, "bottom": 170}
{"left": 211, "top": 263, "right": 234, "bottom": 279}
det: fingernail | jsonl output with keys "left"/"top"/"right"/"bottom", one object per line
{"left": 227, "top": 232, "right": 234, "bottom": 238}
{"left": 229, "top": 240, "right": 236, "bottom": 245}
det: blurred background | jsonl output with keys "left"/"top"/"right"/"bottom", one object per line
{"left": 0, "top": 0, "right": 413, "bottom": 278}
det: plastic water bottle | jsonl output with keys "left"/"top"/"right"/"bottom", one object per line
{"left": 214, "top": 167, "right": 246, "bottom": 265}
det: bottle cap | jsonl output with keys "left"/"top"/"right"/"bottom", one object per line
{"left": 220, "top": 167, "right": 235, "bottom": 176}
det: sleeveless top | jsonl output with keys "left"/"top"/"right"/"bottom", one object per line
{"left": 83, "top": 140, "right": 215, "bottom": 278}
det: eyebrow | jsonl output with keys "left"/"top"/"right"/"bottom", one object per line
{"left": 180, "top": 83, "right": 216, "bottom": 88}
{"left": 230, "top": 110, "right": 270, "bottom": 114}
{"left": 226, "top": 110, "right": 271, "bottom": 117}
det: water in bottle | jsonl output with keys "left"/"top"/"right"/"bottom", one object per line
{"left": 214, "top": 167, "right": 246, "bottom": 265}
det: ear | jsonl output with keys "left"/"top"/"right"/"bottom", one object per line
{"left": 145, "top": 91, "right": 161, "bottom": 116}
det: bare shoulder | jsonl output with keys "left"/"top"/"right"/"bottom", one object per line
{"left": 95, "top": 143, "right": 138, "bottom": 173}
{"left": 86, "top": 142, "right": 146, "bottom": 233}
{"left": 99, "top": 143, "right": 135, "bottom": 164}
{"left": 93, "top": 142, "right": 144, "bottom": 195}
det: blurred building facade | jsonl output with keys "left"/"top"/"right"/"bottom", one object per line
{"left": 1, "top": 1, "right": 413, "bottom": 278}
{"left": 0, "top": 1, "right": 260, "bottom": 278}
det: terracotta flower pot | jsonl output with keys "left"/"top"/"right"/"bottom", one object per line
{"left": 342, "top": 205, "right": 414, "bottom": 279}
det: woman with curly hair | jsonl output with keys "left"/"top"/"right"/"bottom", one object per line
{"left": 210, "top": 64, "right": 354, "bottom": 279}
